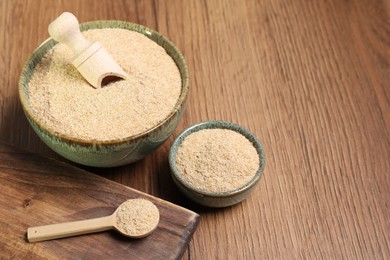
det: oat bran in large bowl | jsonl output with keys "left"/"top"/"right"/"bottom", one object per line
{"left": 19, "top": 21, "right": 189, "bottom": 167}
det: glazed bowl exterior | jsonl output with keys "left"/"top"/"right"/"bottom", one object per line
{"left": 19, "top": 21, "right": 189, "bottom": 167}
{"left": 169, "top": 121, "right": 265, "bottom": 207}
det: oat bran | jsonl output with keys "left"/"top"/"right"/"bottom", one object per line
{"left": 175, "top": 129, "right": 260, "bottom": 193}
{"left": 115, "top": 199, "right": 160, "bottom": 237}
{"left": 28, "top": 28, "right": 181, "bottom": 141}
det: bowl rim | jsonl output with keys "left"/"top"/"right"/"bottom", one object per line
{"left": 169, "top": 120, "right": 265, "bottom": 198}
{"left": 18, "top": 20, "right": 189, "bottom": 146}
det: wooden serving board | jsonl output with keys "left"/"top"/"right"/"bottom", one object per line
{"left": 0, "top": 141, "right": 199, "bottom": 259}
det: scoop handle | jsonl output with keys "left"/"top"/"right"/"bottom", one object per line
{"left": 27, "top": 215, "right": 113, "bottom": 242}
{"left": 48, "top": 12, "right": 91, "bottom": 56}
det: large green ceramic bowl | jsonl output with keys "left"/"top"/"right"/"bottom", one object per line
{"left": 19, "top": 21, "right": 189, "bottom": 167}
{"left": 169, "top": 121, "right": 265, "bottom": 208}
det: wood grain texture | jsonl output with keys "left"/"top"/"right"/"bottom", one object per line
{"left": 0, "top": 141, "right": 199, "bottom": 259}
{"left": 0, "top": 0, "right": 389, "bottom": 259}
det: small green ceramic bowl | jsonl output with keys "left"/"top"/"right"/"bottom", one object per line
{"left": 19, "top": 21, "right": 189, "bottom": 167}
{"left": 169, "top": 121, "right": 265, "bottom": 207}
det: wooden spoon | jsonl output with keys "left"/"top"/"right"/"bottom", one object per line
{"left": 48, "top": 12, "right": 127, "bottom": 89}
{"left": 27, "top": 199, "right": 160, "bottom": 242}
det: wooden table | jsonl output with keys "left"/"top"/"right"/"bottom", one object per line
{"left": 1, "top": 0, "right": 389, "bottom": 259}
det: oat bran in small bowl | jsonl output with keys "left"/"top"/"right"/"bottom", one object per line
{"left": 169, "top": 121, "right": 265, "bottom": 207}
{"left": 19, "top": 21, "right": 189, "bottom": 167}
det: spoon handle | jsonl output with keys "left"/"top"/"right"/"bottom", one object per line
{"left": 27, "top": 215, "right": 113, "bottom": 242}
{"left": 48, "top": 12, "right": 91, "bottom": 56}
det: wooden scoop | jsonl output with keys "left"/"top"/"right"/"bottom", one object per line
{"left": 27, "top": 199, "right": 160, "bottom": 242}
{"left": 48, "top": 12, "right": 127, "bottom": 88}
